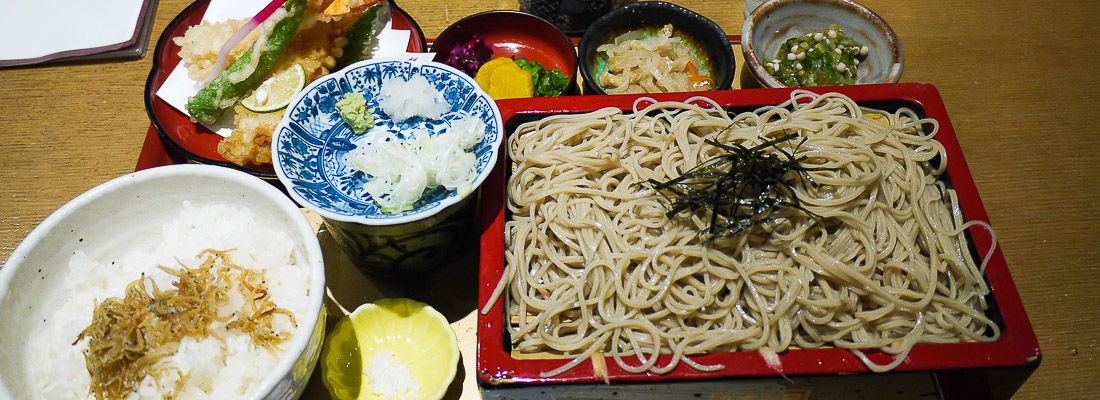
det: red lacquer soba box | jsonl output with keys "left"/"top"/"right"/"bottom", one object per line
{"left": 476, "top": 83, "right": 1039, "bottom": 399}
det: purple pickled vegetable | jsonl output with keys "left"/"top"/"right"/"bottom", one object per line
{"left": 444, "top": 36, "right": 493, "bottom": 76}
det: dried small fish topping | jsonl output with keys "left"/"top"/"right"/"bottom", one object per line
{"left": 75, "top": 249, "right": 296, "bottom": 400}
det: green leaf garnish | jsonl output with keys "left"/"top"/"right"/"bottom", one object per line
{"left": 513, "top": 57, "right": 568, "bottom": 97}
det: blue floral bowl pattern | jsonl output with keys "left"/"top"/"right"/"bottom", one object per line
{"left": 273, "top": 59, "right": 503, "bottom": 226}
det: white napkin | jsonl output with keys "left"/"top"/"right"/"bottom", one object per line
{"left": 155, "top": 0, "right": 434, "bottom": 137}
{"left": 0, "top": 0, "right": 144, "bottom": 61}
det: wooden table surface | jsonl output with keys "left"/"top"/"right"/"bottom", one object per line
{"left": 1, "top": 0, "right": 1097, "bottom": 398}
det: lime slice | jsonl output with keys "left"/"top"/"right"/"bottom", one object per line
{"left": 321, "top": 298, "right": 459, "bottom": 400}
{"left": 240, "top": 63, "right": 305, "bottom": 113}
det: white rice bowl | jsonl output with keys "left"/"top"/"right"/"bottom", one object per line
{"left": 0, "top": 165, "right": 325, "bottom": 400}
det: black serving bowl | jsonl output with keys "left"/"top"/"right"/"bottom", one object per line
{"left": 577, "top": 1, "right": 736, "bottom": 95}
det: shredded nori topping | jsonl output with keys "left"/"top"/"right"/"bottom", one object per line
{"left": 646, "top": 131, "right": 833, "bottom": 243}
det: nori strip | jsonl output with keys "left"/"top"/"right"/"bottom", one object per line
{"left": 646, "top": 129, "right": 835, "bottom": 243}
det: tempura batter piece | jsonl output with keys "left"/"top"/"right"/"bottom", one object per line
{"left": 320, "top": 0, "right": 382, "bottom": 20}
{"left": 181, "top": 0, "right": 384, "bottom": 166}
{"left": 173, "top": 19, "right": 253, "bottom": 80}
{"left": 218, "top": 105, "right": 281, "bottom": 166}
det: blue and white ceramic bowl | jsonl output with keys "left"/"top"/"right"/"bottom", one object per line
{"left": 273, "top": 59, "right": 503, "bottom": 226}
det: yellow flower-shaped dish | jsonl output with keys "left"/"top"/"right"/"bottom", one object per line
{"left": 321, "top": 298, "right": 459, "bottom": 400}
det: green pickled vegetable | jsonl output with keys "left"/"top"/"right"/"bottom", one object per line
{"left": 186, "top": 0, "right": 306, "bottom": 124}
{"left": 514, "top": 58, "right": 569, "bottom": 97}
{"left": 766, "top": 24, "right": 868, "bottom": 87}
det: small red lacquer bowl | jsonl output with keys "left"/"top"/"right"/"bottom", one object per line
{"left": 431, "top": 10, "right": 578, "bottom": 95}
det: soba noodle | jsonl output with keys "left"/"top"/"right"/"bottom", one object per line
{"left": 485, "top": 91, "right": 1001, "bottom": 377}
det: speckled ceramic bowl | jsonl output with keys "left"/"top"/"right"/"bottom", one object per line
{"left": 0, "top": 165, "right": 326, "bottom": 400}
{"left": 742, "top": 0, "right": 903, "bottom": 88}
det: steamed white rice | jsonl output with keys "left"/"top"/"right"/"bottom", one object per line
{"left": 28, "top": 202, "right": 312, "bottom": 399}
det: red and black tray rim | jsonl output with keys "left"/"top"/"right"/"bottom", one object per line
{"left": 475, "top": 82, "right": 1040, "bottom": 386}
